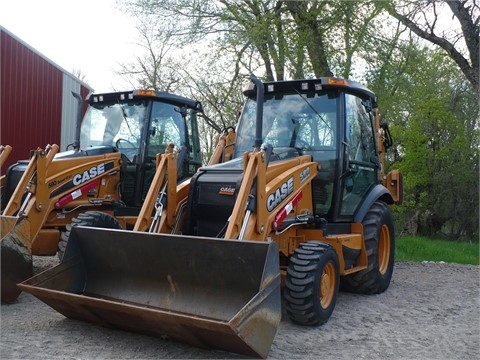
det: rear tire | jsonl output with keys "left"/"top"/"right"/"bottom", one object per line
{"left": 285, "top": 241, "right": 340, "bottom": 326}
{"left": 341, "top": 201, "right": 395, "bottom": 294}
{"left": 58, "top": 211, "right": 121, "bottom": 260}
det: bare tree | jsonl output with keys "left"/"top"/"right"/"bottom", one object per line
{"left": 116, "top": 15, "right": 182, "bottom": 92}
{"left": 387, "top": 0, "right": 479, "bottom": 94}
{"left": 118, "top": 0, "right": 384, "bottom": 81}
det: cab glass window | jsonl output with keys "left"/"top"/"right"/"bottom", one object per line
{"left": 148, "top": 102, "right": 186, "bottom": 158}
{"left": 340, "top": 94, "right": 377, "bottom": 216}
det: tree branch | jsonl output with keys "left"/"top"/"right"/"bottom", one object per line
{"left": 389, "top": 0, "right": 478, "bottom": 93}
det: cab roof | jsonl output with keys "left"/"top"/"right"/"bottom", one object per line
{"left": 87, "top": 90, "right": 203, "bottom": 112}
{"left": 244, "top": 77, "right": 377, "bottom": 107}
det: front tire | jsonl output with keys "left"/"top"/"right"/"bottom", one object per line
{"left": 284, "top": 241, "right": 340, "bottom": 326}
{"left": 341, "top": 201, "right": 395, "bottom": 294}
{"left": 58, "top": 211, "right": 122, "bottom": 260}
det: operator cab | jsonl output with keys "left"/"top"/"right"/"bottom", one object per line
{"left": 79, "top": 90, "right": 203, "bottom": 209}
{"left": 236, "top": 78, "right": 381, "bottom": 223}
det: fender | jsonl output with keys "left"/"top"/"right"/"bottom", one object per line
{"left": 353, "top": 184, "right": 394, "bottom": 223}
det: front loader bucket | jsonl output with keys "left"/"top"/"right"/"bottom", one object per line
{"left": 1, "top": 216, "right": 33, "bottom": 303}
{"left": 19, "top": 226, "right": 281, "bottom": 358}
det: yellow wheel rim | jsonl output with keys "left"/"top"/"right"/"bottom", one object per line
{"left": 378, "top": 224, "right": 391, "bottom": 275}
{"left": 320, "top": 262, "right": 336, "bottom": 309}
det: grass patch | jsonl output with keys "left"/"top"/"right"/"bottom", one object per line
{"left": 395, "top": 236, "right": 479, "bottom": 265}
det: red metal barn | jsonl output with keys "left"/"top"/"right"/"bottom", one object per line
{"left": 0, "top": 26, "right": 93, "bottom": 174}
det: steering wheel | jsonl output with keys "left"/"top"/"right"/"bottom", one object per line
{"left": 116, "top": 138, "right": 137, "bottom": 162}
{"left": 294, "top": 138, "right": 310, "bottom": 150}
{"left": 116, "top": 138, "right": 136, "bottom": 149}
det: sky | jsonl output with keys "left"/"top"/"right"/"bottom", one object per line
{"left": 1, "top": 1, "right": 466, "bottom": 93}
{"left": 1, "top": 0, "right": 140, "bottom": 93}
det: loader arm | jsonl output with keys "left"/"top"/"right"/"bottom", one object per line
{"left": 1, "top": 146, "right": 59, "bottom": 303}
{"left": 224, "top": 149, "right": 264, "bottom": 239}
{"left": 2, "top": 144, "right": 122, "bottom": 249}
{"left": 225, "top": 149, "right": 319, "bottom": 243}
{"left": 253, "top": 159, "right": 319, "bottom": 242}
{"left": 0, "top": 144, "right": 13, "bottom": 169}
{"left": 1, "top": 144, "right": 124, "bottom": 303}
{"left": 208, "top": 127, "right": 236, "bottom": 165}
{"left": 133, "top": 144, "right": 178, "bottom": 232}
{"left": 3, "top": 145, "right": 59, "bottom": 216}
{"left": 0, "top": 144, "right": 13, "bottom": 192}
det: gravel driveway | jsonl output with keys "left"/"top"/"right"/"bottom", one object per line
{"left": 1, "top": 257, "right": 479, "bottom": 359}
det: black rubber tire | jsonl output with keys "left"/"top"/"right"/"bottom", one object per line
{"left": 58, "top": 211, "right": 122, "bottom": 260}
{"left": 341, "top": 201, "right": 395, "bottom": 294}
{"left": 284, "top": 241, "right": 340, "bottom": 326}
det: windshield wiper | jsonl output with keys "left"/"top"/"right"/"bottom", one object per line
{"left": 292, "top": 89, "right": 332, "bottom": 132}
{"left": 117, "top": 103, "right": 135, "bottom": 138}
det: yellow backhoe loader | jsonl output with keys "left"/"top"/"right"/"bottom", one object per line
{"left": 19, "top": 76, "right": 403, "bottom": 358}
{"left": 1, "top": 90, "right": 208, "bottom": 303}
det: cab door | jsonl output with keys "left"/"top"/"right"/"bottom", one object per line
{"left": 338, "top": 93, "right": 379, "bottom": 218}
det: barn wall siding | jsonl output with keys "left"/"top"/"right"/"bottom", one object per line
{"left": 1, "top": 26, "right": 93, "bottom": 173}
